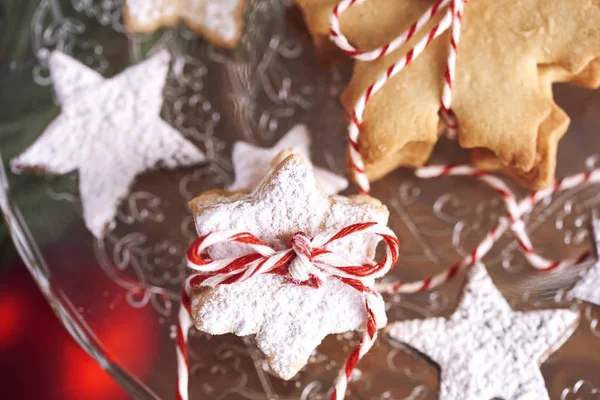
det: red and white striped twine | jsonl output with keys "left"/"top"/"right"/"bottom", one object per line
{"left": 174, "top": 166, "right": 600, "bottom": 398}
{"left": 377, "top": 165, "right": 600, "bottom": 294}
{"left": 176, "top": 222, "right": 399, "bottom": 400}
{"left": 329, "top": 0, "right": 596, "bottom": 292}
{"left": 330, "top": 0, "right": 466, "bottom": 194}
{"left": 440, "top": 0, "right": 464, "bottom": 139}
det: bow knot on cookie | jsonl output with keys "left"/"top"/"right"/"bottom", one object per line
{"left": 288, "top": 231, "right": 319, "bottom": 282}
{"left": 185, "top": 222, "right": 399, "bottom": 290}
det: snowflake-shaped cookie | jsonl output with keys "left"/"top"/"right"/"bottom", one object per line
{"left": 11, "top": 51, "right": 205, "bottom": 238}
{"left": 297, "top": 0, "right": 600, "bottom": 188}
{"left": 387, "top": 264, "right": 579, "bottom": 400}
{"left": 228, "top": 124, "right": 348, "bottom": 194}
{"left": 189, "top": 151, "right": 389, "bottom": 379}
{"left": 124, "top": 0, "right": 248, "bottom": 49}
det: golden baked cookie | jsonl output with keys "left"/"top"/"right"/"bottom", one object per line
{"left": 297, "top": 0, "right": 600, "bottom": 188}
{"left": 472, "top": 59, "right": 600, "bottom": 188}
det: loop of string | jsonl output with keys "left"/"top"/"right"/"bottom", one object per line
{"left": 330, "top": 0, "right": 466, "bottom": 193}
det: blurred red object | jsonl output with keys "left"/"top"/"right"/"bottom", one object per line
{"left": 60, "top": 286, "right": 159, "bottom": 400}
{"left": 0, "top": 257, "right": 157, "bottom": 400}
{"left": 0, "top": 285, "right": 25, "bottom": 349}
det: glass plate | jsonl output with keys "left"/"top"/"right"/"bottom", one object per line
{"left": 2, "top": 0, "right": 600, "bottom": 398}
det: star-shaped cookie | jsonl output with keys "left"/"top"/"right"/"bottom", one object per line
{"left": 228, "top": 124, "right": 348, "bottom": 194}
{"left": 188, "top": 151, "right": 389, "bottom": 379}
{"left": 387, "top": 264, "right": 578, "bottom": 400}
{"left": 124, "top": 0, "right": 248, "bottom": 49}
{"left": 11, "top": 51, "right": 206, "bottom": 238}
{"left": 296, "top": 0, "right": 600, "bottom": 188}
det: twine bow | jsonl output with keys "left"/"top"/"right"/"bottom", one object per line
{"left": 176, "top": 222, "right": 399, "bottom": 400}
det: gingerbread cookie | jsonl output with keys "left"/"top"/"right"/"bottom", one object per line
{"left": 124, "top": 0, "right": 248, "bottom": 49}
{"left": 297, "top": 0, "right": 600, "bottom": 188}
{"left": 188, "top": 151, "right": 389, "bottom": 379}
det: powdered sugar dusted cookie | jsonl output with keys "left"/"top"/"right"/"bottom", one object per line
{"left": 188, "top": 151, "right": 389, "bottom": 379}
{"left": 296, "top": 0, "right": 425, "bottom": 63}
{"left": 124, "top": 0, "right": 248, "bottom": 49}
{"left": 387, "top": 264, "right": 579, "bottom": 400}
{"left": 11, "top": 51, "right": 206, "bottom": 238}
{"left": 228, "top": 124, "right": 348, "bottom": 194}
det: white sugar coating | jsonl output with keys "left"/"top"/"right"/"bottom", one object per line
{"left": 571, "top": 261, "right": 600, "bottom": 306}
{"left": 190, "top": 152, "right": 389, "bottom": 379}
{"left": 125, "top": 0, "right": 244, "bottom": 45}
{"left": 228, "top": 124, "right": 348, "bottom": 195}
{"left": 11, "top": 51, "right": 206, "bottom": 238}
{"left": 125, "top": 0, "right": 180, "bottom": 23}
{"left": 49, "top": 52, "right": 104, "bottom": 103}
{"left": 193, "top": 153, "right": 384, "bottom": 262}
{"left": 193, "top": 275, "right": 386, "bottom": 379}
{"left": 387, "top": 264, "right": 579, "bottom": 400}
{"left": 188, "top": 0, "right": 243, "bottom": 42}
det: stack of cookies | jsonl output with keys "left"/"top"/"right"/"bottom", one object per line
{"left": 296, "top": 0, "right": 600, "bottom": 189}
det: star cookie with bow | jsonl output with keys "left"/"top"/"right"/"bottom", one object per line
{"left": 11, "top": 51, "right": 206, "bottom": 238}
{"left": 228, "top": 124, "right": 348, "bottom": 194}
{"left": 296, "top": 0, "right": 600, "bottom": 189}
{"left": 388, "top": 264, "right": 578, "bottom": 400}
{"left": 124, "top": 0, "right": 248, "bottom": 49}
{"left": 187, "top": 150, "right": 391, "bottom": 379}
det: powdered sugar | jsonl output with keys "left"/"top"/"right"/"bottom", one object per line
{"left": 228, "top": 124, "right": 348, "bottom": 195}
{"left": 125, "top": 0, "right": 179, "bottom": 23}
{"left": 188, "top": 0, "right": 241, "bottom": 42}
{"left": 125, "top": 0, "right": 246, "bottom": 46}
{"left": 189, "top": 152, "right": 389, "bottom": 379}
{"left": 11, "top": 50, "right": 206, "bottom": 238}
{"left": 387, "top": 264, "right": 579, "bottom": 400}
{"left": 193, "top": 153, "right": 383, "bottom": 261}
{"left": 192, "top": 275, "right": 385, "bottom": 379}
